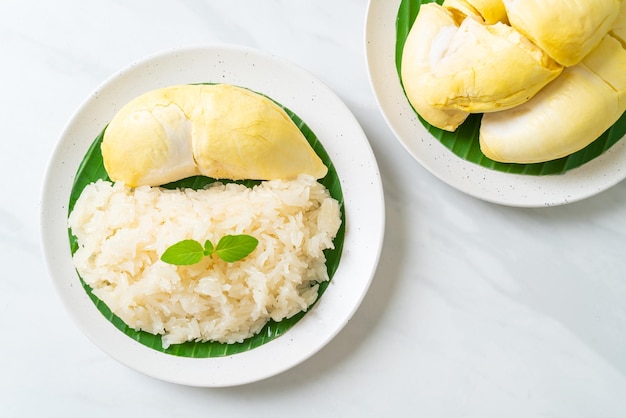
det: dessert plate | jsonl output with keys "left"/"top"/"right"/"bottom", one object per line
{"left": 41, "top": 45, "right": 384, "bottom": 387}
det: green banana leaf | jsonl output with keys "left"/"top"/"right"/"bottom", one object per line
{"left": 68, "top": 91, "right": 345, "bottom": 358}
{"left": 396, "top": 0, "right": 626, "bottom": 175}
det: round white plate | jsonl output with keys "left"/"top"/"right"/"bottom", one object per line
{"left": 365, "top": 0, "right": 626, "bottom": 207}
{"left": 40, "top": 45, "right": 384, "bottom": 387}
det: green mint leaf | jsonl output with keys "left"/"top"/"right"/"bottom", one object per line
{"left": 161, "top": 239, "right": 205, "bottom": 265}
{"left": 215, "top": 234, "right": 259, "bottom": 263}
{"left": 203, "top": 239, "right": 214, "bottom": 256}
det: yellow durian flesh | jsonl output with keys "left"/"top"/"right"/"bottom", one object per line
{"left": 423, "top": 16, "right": 562, "bottom": 113}
{"left": 464, "top": 0, "right": 508, "bottom": 24}
{"left": 479, "top": 35, "right": 626, "bottom": 164}
{"left": 610, "top": 1, "right": 626, "bottom": 45}
{"left": 101, "top": 84, "right": 327, "bottom": 187}
{"left": 504, "top": 0, "right": 621, "bottom": 67}
{"left": 583, "top": 35, "right": 626, "bottom": 110}
{"left": 191, "top": 84, "right": 327, "bottom": 181}
{"left": 442, "top": 0, "right": 478, "bottom": 25}
{"left": 101, "top": 86, "right": 198, "bottom": 188}
{"left": 400, "top": 3, "right": 469, "bottom": 131}
{"left": 443, "top": 0, "right": 508, "bottom": 25}
{"left": 479, "top": 66, "right": 616, "bottom": 163}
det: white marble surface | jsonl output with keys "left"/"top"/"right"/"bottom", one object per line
{"left": 2, "top": 0, "right": 626, "bottom": 416}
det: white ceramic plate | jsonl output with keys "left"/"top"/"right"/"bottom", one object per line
{"left": 40, "top": 45, "right": 384, "bottom": 387}
{"left": 365, "top": 0, "right": 626, "bottom": 207}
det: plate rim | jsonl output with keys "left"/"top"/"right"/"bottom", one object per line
{"left": 40, "top": 44, "right": 385, "bottom": 387}
{"left": 365, "top": 0, "right": 626, "bottom": 207}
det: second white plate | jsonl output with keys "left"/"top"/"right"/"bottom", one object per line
{"left": 365, "top": 0, "right": 626, "bottom": 207}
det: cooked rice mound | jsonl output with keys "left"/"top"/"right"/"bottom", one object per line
{"left": 68, "top": 175, "right": 341, "bottom": 348}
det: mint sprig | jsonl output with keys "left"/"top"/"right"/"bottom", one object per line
{"left": 161, "top": 234, "right": 258, "bottom": 265}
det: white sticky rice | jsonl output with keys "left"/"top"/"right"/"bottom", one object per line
{"left": 68, "top": 175, "right": 342, "bottom": 348}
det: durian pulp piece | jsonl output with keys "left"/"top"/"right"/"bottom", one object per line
{"left": 463, "top": 0, "right": 508, "bottom": 24}
{"left": 610, "top": 1, "right": 626, "bottom": 45}
{"left": 101, "top": 86, "right": 198, "bottom": 187}
{"left": 422, "top": 15, "right": 562, "bottom": 113}
{"left": 400, "top": 3, "right": 469, "bottom": 131}
{"left": 442, "top": 0, "right": 477, "bottom": 25}
{"left": 581, "top": 34, "right": 626, "bottom": 111}
{"left": 101, "top": 84, "right": 327, "bottom": 187}
{"left": 479, "top": 35, "right": 626, "bottom": 164}
{"left": 443, "top": 0, "right": 508, "bottom": 25}
{"left": 503, "top": 0, "right": 621, "bottom": 67}
{"left": 191, "top": 84, "right": 326, "bottom": 181}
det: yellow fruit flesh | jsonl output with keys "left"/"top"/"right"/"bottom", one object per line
{"left": 192, "top": 85, "right": 326, "bottom": 180}
{"left": 423, "top": 17, "right": 562, "bottom": 113}
{"left": 400, "top": 3, "right": 469, "bottom": 131}
{"left": 583, "top": 34, "right": 626, "bottom": 110}
{"left": 610, "top": 2, "right": 626, "bottom": 46}
{"left": 503, "top": 0, "right": 621, "bottom": 67}
{"left": 401, "top": 3, "right": 561, "bottom": 121}
{"left": 101, "top": 89, "right": 198, "bottom": 187}
{"left": 101, "top": 84, "right": 327, "bottom": 187}
{"left": 480, "top": 34, "right": 626, "bottom": 163}
{"left": 443, "top": 0, "right": 508, "bottom": 25}
{"left": 465, "top": 0, "right": 508, "bottom": 24}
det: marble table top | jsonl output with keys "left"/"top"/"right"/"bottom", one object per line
{"left": 2, "top": 1, "right": 625, "bottom": 417}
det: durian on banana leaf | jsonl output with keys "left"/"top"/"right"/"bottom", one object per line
{"left": 396, "top": 0, "right": 626, "bottom": 174}
{"left": 401, "top": 2, "right": 562, "bottom": 119}
{"left": 101, "top": 84, "right": 327, "bottom": 187}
